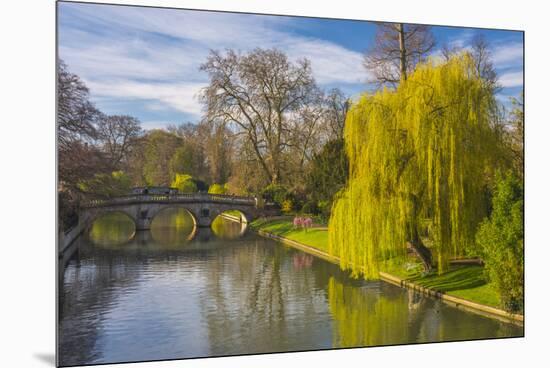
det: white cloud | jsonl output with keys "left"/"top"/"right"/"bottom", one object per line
{"left": 283, "top": 38, "right": 369, "bottom": 84}
{"left": 62, "top": 3, "right": 288, "bottom": 49}
{"left": 446, "top": 30, "right": 475, "bottom": 50}
{"left": 86, "top": 79, "right": 207, "bottom": 117}
{"left": 492, "top": 42, "right": 523, "bottom": 68}
{"left": 140, "top": 121, "right": 177, "bottom": 130}
{"left": 60, "top": 42, "right": 207, "bottom": 82}
{"left": 59, "top": 2, "right": 369, "bottom": 122}
{"left": 499, "top": 71, "right": 523, "bottom": 88}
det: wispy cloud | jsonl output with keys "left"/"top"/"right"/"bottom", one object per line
{"left": 499, "top": 71, "right": 523, "bottom": 88}
{"left": 58, "top": 3, "right": 521, "bottom": 127}
{"left": 86, "top": 79, "right": 206, "bottom": 117}
{"left": 59, "top": 2, "right": 370, "bottom": 123}
{"left": 492, "top": 42, "right": 523, "bottom": 68}
{"left": 140, "top": 120, "right": 179, "bottom": 130}
{"left": 445, "top": 29, "right": 475, "bottom": 50}
{"left": 284, "top": 38, "right": 368, "bottom": 84}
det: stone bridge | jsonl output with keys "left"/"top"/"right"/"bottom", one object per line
{"left": 80, "top": 193, "right": 280, "bottom": 230}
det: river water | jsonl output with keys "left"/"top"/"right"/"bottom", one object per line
{"left": 58, "top": 210, "right": 523, "bottom": 366}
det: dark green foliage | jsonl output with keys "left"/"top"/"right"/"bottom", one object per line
{"left": 476, "top": 171, "right": 524, "bottom": 312}
{"left": 261, "top": 184, "right": 289, "bottom": 207}
{"left": 78, "top": 171, "right": 132, "bottom": 198}
{"left": 301, "top": 200, "right": 320, "bottom": 215}
{"left": 305, "top": 138, "right": 348, "bottom": 216}
{"left": 193, "top": 179, "right": 209, "bottom": 192}
{"left": 143, "top": 130, "right": 183, "bottom": 186}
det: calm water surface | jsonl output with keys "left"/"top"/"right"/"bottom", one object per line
{"left": 58, "top": 211, "right": 523, "bottom": 366}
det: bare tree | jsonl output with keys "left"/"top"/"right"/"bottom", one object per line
{"left": 202, "top": 120, "right": 234, "bottom": 184}
{"left": 508, "top": 92, "right": 524, "bottom": 178}
{"left": 324, "top": 88, "right": 350, "bottom": 140}
{"left": 200, "top": 48, "right": 321, "bottom": 185}
{"left": 96, "top": 114, "right": 142, "bottom": 168}
{"left": 57, "top": 60, "right": 100, "bottom": 151}
{"left": 364, "top": 23, "right": 435, "bottom": 87}
{"left": 470, "top": 35, "right": 501, "bottom": 94}
{"left": 442, "top": 34, "right": 500, "bottom": 94}
{"left": 58, "top": 60, "right": 109, "bottom": 229}
{"left": 290, "top": 90, "right": 326, "bottom": 174}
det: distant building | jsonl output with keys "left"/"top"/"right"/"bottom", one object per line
{"left": 131, "top": 186, "right": 178, "bottom": 195}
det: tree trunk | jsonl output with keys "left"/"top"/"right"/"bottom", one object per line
{"left": 407, "top": 193, "right": 432, "bottom": 272}
{"left": 407, "top": 237, "right": 433, "bottom": 273}
{"left": 397, "top": 23, "right": 407, "bottom": 81}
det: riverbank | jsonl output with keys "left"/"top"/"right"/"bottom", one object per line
{"left": 249, "top": 217, "right": 523, "bottom": 324}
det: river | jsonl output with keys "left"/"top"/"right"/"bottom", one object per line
{"left": 58, "top": 210, "right": 523, "bottom": 366}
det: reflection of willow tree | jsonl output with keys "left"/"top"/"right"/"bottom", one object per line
{"left": 328, "top": 277, "right": 411, "bottom": 347}
{"left": 328, "top": 276, "right": 521, "bottom": 347}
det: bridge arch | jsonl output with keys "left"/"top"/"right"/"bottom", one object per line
{"left": 84, "top": 208, "right": 138, "bottom": 232}
{"left": 212, "top": 209, "right": 252, "bottom": 224}
{"left": 79, "top": 193, "right": 280, "bottom": 231}
{"left": 210, "top": 210, "right": 250, "bottom": 239}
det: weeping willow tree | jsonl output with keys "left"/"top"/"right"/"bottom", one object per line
{"left": 329, "top": 54, "right": 505, "bottom": 279}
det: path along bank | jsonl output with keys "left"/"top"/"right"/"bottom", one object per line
{"left": 248, "top": 217, "right": 523, "bottom": 325}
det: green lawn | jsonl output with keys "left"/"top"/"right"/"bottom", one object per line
{"left": 250, "top": 218, "right": 329, "bottom": 252}
{"left": 252, "top": 218, "right": 503, "bottom": 310}
{"left": 382, "top": 259, "right": 501, "bottom": 308}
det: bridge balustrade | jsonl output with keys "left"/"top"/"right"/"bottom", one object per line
{"left": 82, "top": 193, "right": 259, "bottom": 208}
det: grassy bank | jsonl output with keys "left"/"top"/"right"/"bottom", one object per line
{"left": 250, "top": 217, "right": 504, "bottom": 311}
{"left": 382, "top": 260, "right": 501, "bottom": 308}
{"left": 250, "top": 218, "right": 329, "bottom": 252}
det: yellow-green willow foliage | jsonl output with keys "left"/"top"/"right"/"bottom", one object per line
{"left": 329, "top": 54, "right": 504, "bottom": 278}
{"left": 328, "top": 277, "right": 409, "bottom": 347}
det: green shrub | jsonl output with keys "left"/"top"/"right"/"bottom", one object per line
{"left": 171, "top": 173, "right": 198, "bottom": 193}
{"left": 77, "top": 170, "right": 132, "bottom": 198}
{"left": 281, "top": 199, "right": 294, "bottom": 214}
{"left": 261, "top": 184, "right": 289, "bottom": 206}
{"left": 208, "top": 183, "right": 228, "bottom": 194}
{"left": 476, "top": 172, "right": 523, "bottom": 312}
{"left": 301, "top": 200, "right": 319, "bottom": 215}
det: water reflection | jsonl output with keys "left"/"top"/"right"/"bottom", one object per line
{"left": 59, "top": 216, "right": 523, "bottom": 366}
{"left": 150, "top": 208, "right": 196, "bottom": 246}
{"left": 89, "top": 212, "right": 135, "bottom": 246}
{"left": 292, "top": 253, "right": 314, "bottom": 270}
{"left": 328, "top": 277, "right": 520, "bottom": 348}
{"left": 211, "top": 215, "right": 247, "bottom": 239}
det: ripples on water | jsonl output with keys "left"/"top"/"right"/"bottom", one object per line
{"left": 58, "top": 212, "right": 523, "bottom": 366}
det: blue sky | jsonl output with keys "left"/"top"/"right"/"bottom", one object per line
{"left": 58, "top": 2, "right": 523, "bottom": 130}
